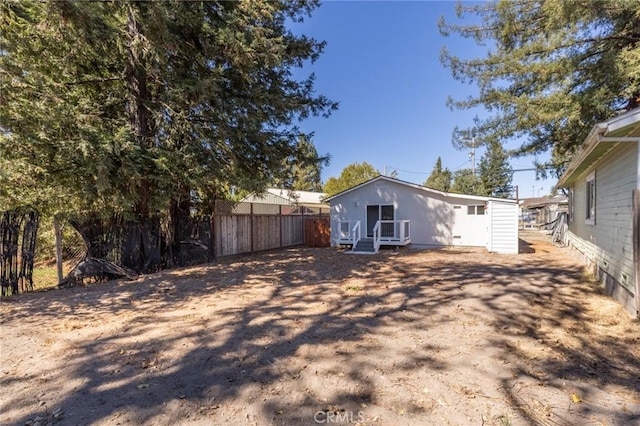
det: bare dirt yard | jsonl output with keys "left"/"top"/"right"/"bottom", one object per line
{"left": 1, "top": 231, "right": 639, "bottom": 425}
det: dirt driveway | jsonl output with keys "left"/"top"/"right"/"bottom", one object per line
{"left": 1, "top": 232, "right": 639, "bottom": 425}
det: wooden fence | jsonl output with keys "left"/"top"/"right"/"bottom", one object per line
{"left": 213, "top": 201, "right": 329, "bottom": 258}
{"left": 41, "top": 201, "right": 330, "bottom": 287}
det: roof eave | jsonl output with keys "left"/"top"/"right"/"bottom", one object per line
{"left": 557, "top": 124, "right": 608, "bottom": 188}
{"left": 324, "top": 175, "right": 517, "bottom": 204}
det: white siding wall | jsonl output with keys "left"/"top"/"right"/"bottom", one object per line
{"left": 329, "top": 179, "right": 516, "bottom": 248}
{"left": 487, "top": 200, "right": 519, "bottom": 254}
{"left": 568, "top": 142, "right": 638, "bottom": 314}
{"left": 330, "top": 180, "right": 454, "bottom": 246}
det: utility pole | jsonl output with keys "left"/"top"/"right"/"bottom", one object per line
{"left": 459, "top": 136, "right": 477, "bottom": 176}
{"left": 469, "top": 137, "right": 476, "bottom": 177}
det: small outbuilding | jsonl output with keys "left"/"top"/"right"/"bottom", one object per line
{"left": 325, "top": 176, "right": 519, "bottom": 254}
{"left": 556, "top": 107, "right": 640, "bottom": 317}
{"left": 519, "top": 194, "right": 568, "bottom": 229}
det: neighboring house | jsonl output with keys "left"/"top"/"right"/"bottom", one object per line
{"left": 519, "top": 195, "right": 568, "bottom": 228}
{"left": 556, "top": 107, "right": 640, "bottom": 317}
{"left": 325, "top": 176, "right": 519, "bottom": 254}
{"left": 241, "top": 188, "right": 329, "bottom": 215}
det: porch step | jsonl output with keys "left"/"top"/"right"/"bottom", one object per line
{"left": 353, "top": 238, "right": 376, "bottom": 253}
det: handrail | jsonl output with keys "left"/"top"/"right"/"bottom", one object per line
{"left": 376, "top": 220, "right": 410, "bottom": 242}
{"left": 351, "top": 221, "right": 361, "bottom": 248}
{"left": 372, "top": 221, "right": 381, "bottom": 252}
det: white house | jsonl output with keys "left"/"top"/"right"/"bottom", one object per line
{"left": 556, "top": 107, "right": 640, "bottom": 317}
{"left": 325, "top": 176, "right": 519, "bottom": 254}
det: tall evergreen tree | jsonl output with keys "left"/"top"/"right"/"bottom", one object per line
{"left": 273, "top": 135, "right": 328, "bottom": 192}
{"left": 479, "top": 141, "right": 513, "bottom": 198}
{"left": 323, "top": 162, "right": 379, "bottom": 196}
{"left": 0, "top": 0, "right": 337, "bottom": 217}
{"left": 440, "top": 0, "right": 640, "bottom": 176}
{"left": 424, "top": 157, "right": 452, "bottom": 192}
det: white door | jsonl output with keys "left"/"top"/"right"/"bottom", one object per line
{"left": 451, "top": 204, "right": 488, "bottom": 247}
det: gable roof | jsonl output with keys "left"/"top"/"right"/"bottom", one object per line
{"left": 324, "top": 175, "right": 517, "bottom": 203}
{"left": 557, "top": 108, "right": 640, "bottom": 188}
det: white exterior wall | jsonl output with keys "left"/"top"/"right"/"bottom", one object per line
{"left": 329, "top": 179, "right": 516, "bottom": 249}
{"left": 487, "top": 200, "right": 519, "bottom": 254}
{"left": 568, "top": 142, "right": 638, "bottom": 315}
{"left": 450, "top": 204, "right": 487, "bottom": 246}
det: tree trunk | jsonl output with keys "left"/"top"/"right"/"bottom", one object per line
{"left": 168, "top": 186, "right": 192, "bottom": 267}
{"left": 125, "top": 3, "right": 154, "bottom": 220}
{"left": 124, "top": 3, "right": 158, "bottom": 272}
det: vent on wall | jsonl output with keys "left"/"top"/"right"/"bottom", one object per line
{"left": 453, "top": 205, "right": 461, "bottom": 209}
{"left": 453, "top": 235, "right": 461, "bottom": 239}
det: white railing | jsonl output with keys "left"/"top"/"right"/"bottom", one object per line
{"left": 351, "top": 221, "right": 361, "bottom": 248}
{"left": 338, "top": 221, "right": 355, "bottom": 239}
{"left": 337, "top": 219, "right": 409, "bottom": 249}
{"left": 377, "top": 220, "right": 411, "bottom": 242}
{"left": 372, "top": 221, "right": 381, "bottom": 252}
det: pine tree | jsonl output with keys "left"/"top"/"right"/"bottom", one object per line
{"left": 424, "top": 157, "right": 452, "bottom": 192}
{"left": 440, "top": 0, "right": 640, "bottom": 176}
{"left": 273, "top": 136, "right": 328, "bottom": 192}
{"left": 479, "top": 141, "right": 513, "bottom": 198}
{"left": 0, "top": 0, "right": 338, "bottom": 216}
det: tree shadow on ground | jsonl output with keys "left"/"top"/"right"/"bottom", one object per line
{"left": 1, "top": 239, "right": 639, "bottom": 425}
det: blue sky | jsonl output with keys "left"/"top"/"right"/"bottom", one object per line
{"left": 290, "top": 0, "right": 555, "bottom": 199}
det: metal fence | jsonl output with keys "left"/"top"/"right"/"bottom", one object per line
{"left": 1, "top": 210, "right": 40, "bottom": 295}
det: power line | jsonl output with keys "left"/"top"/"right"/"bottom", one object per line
{"left": 386, "top": 166, "right": 430, "bottom": 175}
{"left": 387, "top": 159, "right": 472, "bottom": 177}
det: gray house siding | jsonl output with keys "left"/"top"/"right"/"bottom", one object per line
{"left": 568, "top": 142, "right": 638, "bottom": 313}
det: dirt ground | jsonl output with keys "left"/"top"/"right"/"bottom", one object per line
{"left": 1, "top": 231, "right": 639, "bottom": 426}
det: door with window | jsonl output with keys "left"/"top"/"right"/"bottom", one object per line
{"left": 451, "top": 204, "right": 487, "bottom": 246}
{"left": 366, "top": 205, "right": 394, "bottom": 237}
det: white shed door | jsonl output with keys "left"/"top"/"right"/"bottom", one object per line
{"left": 451, "top": 204, "right": 488, "bottom": 247}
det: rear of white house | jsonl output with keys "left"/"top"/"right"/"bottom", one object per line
{"left": 326, "top": 176, "right": 518, "bottom": 254}
{"left": 557, "top": 108, "right": 640, "bottom": 317}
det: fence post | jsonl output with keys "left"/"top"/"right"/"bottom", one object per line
{"left": 53, "top": 215, "right": 64, "bottom": 284}
{"left": 250, "top": 202, "right": 254, "bottom": 253}
{"left": 210, "top": 210, "right": 217, "bottom": 261}
{"left": 279, "top": 205, "right": 283, "bottom": 248}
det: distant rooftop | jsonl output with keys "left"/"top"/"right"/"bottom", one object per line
{"left": 264, "top": 188, "right": 327, "bottom": 205}
{"left": 241, "top": 188, "right": 328, "bottom": 206}
{"left": 520, "top": 194, "right": 568, "bottom": 209}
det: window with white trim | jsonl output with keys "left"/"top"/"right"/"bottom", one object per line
{"left": 585, "top": 172, "right": 596, "bottom": 225}
{"left": 467, "top": 205, "right": 486, "bottom": 215}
